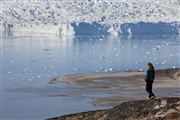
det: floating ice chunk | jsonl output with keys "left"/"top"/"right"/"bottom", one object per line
{"left": 114, "top": 48, "right": 117, "bottom": 51}
{"left": 99, "top": 66, "right": 104, "bottom": 70}
{"left": 173, "top": 66, "right": 176, "bottom": 68}
{"left": 99, "top": 56, "right": 105, "bottom": 59}
{"left": 115, "top": 54, "right": 119, "bottom": 57}
{"left": 104, "top": 69, "right": 108, "bottom": 72}
{"left": 169, "top": 54, "right": 173, "bottom": 57}
{"left": 152, "top": 45, "right": 163, "bottom": 50}
{"left": 44, "top": 66, "right": 48, "bottom": 70}
{"left": 133, "top": 45, "right": 137, "bottom": 48}
{"left": 38, "top": 75, "right": 41, "bottom": 78}
{"left": 73, "top": 68, "right": 78, "bottom": 71}
{"left": 153, "top": 58, "right": 157, "bottom": 60}
{"left": 8, "top": 71, "right": 12, "bottom": 74}
{"left": 156, "top": 45, "right": 162, "bottom": 49}
{"left": 108, "top": 68, "right": 113, "bottom": 71}
{"left": 166, "top": 43, "right": 169, "bottom": 45}
{"left": 10, "top": 60, "right": 14, "bottom": 63}
{"left": 151, "top": 47, "right": 156, "bottom": 50}
{"left": 145, "top": 52, "right": 150, "bottom": 54}
{"left": 23, "top": 68, "right": 29, "bottom": 72}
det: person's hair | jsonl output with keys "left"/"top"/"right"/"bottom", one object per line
{"left": 147, "top": 62, "right": 154, "bottom": 70}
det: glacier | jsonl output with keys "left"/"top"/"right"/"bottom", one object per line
{"left": 0, "top": 0, "right": 180, "bottom": 36}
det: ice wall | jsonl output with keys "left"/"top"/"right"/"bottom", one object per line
{"left": 0, "top": 0, "right": 179, "bottom": 35}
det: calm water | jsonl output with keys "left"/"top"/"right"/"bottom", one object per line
{"left": 0, "top": 34, "right": 180, "bottom": 119}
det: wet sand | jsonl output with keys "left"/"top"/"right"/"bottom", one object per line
{"left": 51, "top": 68, "right": 180, "bottom": 107}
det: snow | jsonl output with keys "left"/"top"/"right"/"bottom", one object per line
{"left": 0, "top": 0, "right": 180, "bottom": 35}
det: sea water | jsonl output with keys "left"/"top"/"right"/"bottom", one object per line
{"left": 0, "top": 34, "right": 180, "bottom": 119}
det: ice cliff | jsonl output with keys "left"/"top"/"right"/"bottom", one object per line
{"left": 0, "top": 0, "right": 180, "bottom": 35}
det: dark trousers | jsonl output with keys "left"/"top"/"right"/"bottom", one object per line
{"left": 146, "top": 81, "right": 155, "bottom": 98}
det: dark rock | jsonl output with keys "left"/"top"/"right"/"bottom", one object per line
{"left": 48, "top": 110, "right": 108, "bottom": 120}
{"left": 47, "top": 97, "right": 180, "bottom": 120}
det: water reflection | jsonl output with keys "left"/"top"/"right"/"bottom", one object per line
{"left": 1, "top": 34, "right": 180, "bottom": 75}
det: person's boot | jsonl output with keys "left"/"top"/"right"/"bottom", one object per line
{"left": 151, "top": 96, "right": 156, "bottom": 99}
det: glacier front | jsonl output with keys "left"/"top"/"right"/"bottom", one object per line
{"left": 0, "top": 0, "right": 180, "bottom": 36}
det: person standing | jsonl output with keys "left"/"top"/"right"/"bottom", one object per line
{"left": 145, "top": 62, "right": 156, "bottom": 99}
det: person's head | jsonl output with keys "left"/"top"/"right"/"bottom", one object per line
{"left": 147, "top": 62, "right": 154, "bottom": 70}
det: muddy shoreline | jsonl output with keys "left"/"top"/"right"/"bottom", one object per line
{"left": 50, "top": 68, "right": 180, "bottom": 107}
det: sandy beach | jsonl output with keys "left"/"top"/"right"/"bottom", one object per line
{"left": 51, "top": 68, "right": 180, "bottom": 107}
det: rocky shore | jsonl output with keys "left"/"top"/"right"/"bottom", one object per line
{"left": 48, "top": 97, "right": 180, "bottom": 120}
{"left": 48, "top": 68, "right": 180, "bottom": 119}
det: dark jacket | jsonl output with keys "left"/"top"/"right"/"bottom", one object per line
{"left": 146, "top": 69, "right": 155, "bottom": 81}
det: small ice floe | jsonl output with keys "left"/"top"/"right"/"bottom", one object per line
{"left": 28, "top": 78, "right": 32, "bottom": 81}
{"left": 173, "top": 66, "right": 176, "bottom": 68}
{"left": 8, "top": 71, "right": 12, "bottom": 74}
{"left": 138, "top": 69, "right": 144, "bottom": 72}
{"left": 151, "top": 47, "right": 156, "bottom": 50}
{"left": 99, "top": 56, "right": 105, "bottom": 59}
{"left": 44, "top": 66, "right": 48, "bottom": 70}
{"left": 169, "top": 54, "right": 173, "bottom": 57}
{"left": 153, "top": 58, "right": 157, "bottom": 61}
{"left": 38, "top": 75, "right": 41, "bottom": 78}
{"left": 133, "top": 45, "right": 137, "bottom": 48}
{"left": 104, "top": 69, "right": 108, "bottom": 72}
{"left": 156, "top": 45, "right": 162, "bottom": 50}
{"left": 115, "top": 54, "right": 119, "bottom": 57}
{"left": 73, "top": 68, "right": 78, "bottom": 71}
{"left": 145, "top": 52, "right": 150, "bottom": 54}
{"left": 152, "top": 45, "right": 162, "bottom": 51}
{"left": 23, "top": 67, "right": 29, "bottom": 72}
{"left": 166, "top": 42, "right": 169, "bottom": 46}
{"left": 99, "top": 66, "right": 104, "bottom": 70}
{"left": 114, "top": 48, "right": 117, "bottom": 51}
{"left": 108, "top": 68, "right": 113, "bottom": 71}
{"left": 139, "top": 59, "right": 142, "bottom": 62}
{"left": 10, "top": 60, "right": 14, "bottom": 63}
